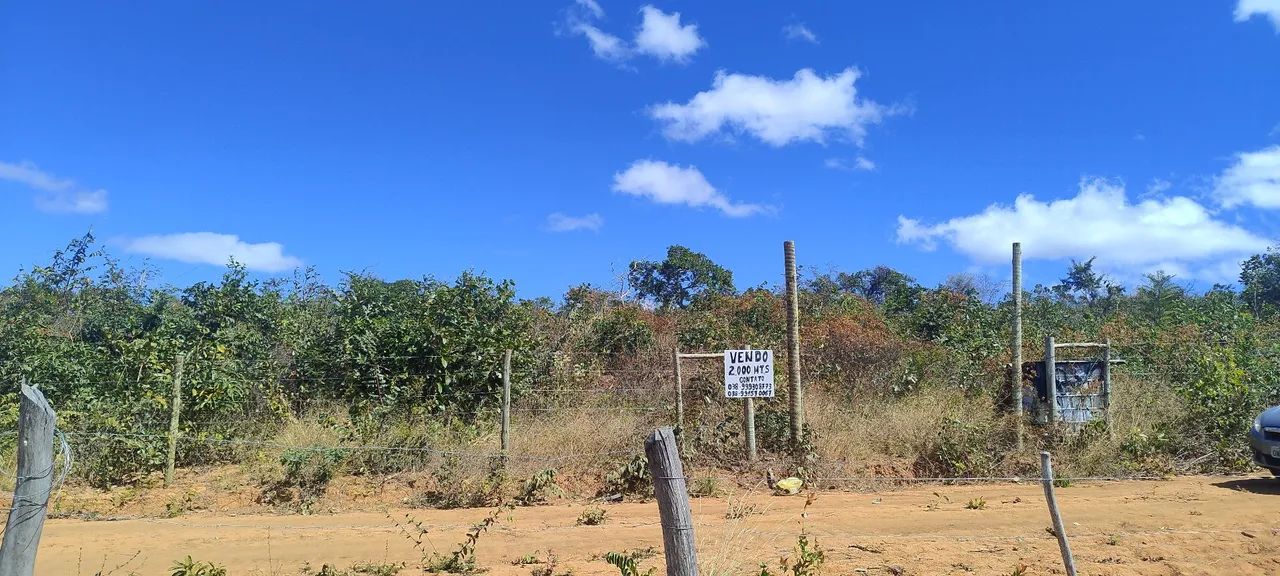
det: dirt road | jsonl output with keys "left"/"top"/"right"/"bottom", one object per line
{"left": 38, "top": 475, "right": 1280, "bottom": 576}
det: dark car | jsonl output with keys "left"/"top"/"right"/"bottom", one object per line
{"left": 1249, "top": 406, "right": 1280, "bottom": 475}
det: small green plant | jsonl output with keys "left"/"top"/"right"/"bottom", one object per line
{"left": 1009, "top": 563, "right": 1028, "bottom": 576}
{"left": 757, "top": 495, "right": 824, "bottom": 576}
{"left": 689, "top": 473, "right": 719, "bottom": 498}
{"left": 414, "top": 499, "right": 517, "bottom": 574}
{"left": 964, "top": 497, "right": 986, "bottom": 510}
{"left": 604, "top": 550, "right": 656, "bottom": 576}
{"left": 512, "top": 553, "right": 542, "bottom": 566}
{"left": 515, "top": 468, "right": 563, "bottom": 505}
{"left": 1106, "top": 534, "right": 1120, "bottom": 546}
{"left": 416, "top": 456, "right": 506, "bottom": 509}
{"left": 529, "top": 552, "right": 564, "bottom": 576}
{"left": 169, "top": 556, "right": 227, "bottom": 576}
{"left": 302, "top": 563, "right": 404, "bottom": 576}
{"left": 576, "top": 506, "right": 608, "bottom": 526}
{"left": 260, "top": 446, "right": 346, "bottom": 510}
{"left": 601, "top": 454, "right": 651, "bottom": 499}
{"left": 1053, "top": 473, "right": 1073, "bottom": 488}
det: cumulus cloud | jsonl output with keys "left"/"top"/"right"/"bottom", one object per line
{"left": 612, "top": 160, "right": 768, "bottom": 217}
{"left": 783, "top": 23, "right": 818, "bottom": 44}
{"left": 575, "top": 0, "right": 604, "bottom": 19}
{"left": 574, "top": 23, "right": 630, "bottom": 61}
{"left": 650, "top": 68, "right": 888, "bottom": 147}
{"left": 564, "top": 3, "right": 703, "bottom": 64}
{"left": 123, "top": 232, "right": 303, "bottom": 272}
{"left": 634, "top": 5, "right": 705, "bottom": 62}
{"left": 0, "top": 160, "right": 109, "bottom": 214}
{"left": 1214, "top": 145, "right": 1280, "bottom": 208}
{"left": 1235, "top": 0, "right": 1280, "bottom": 31}
{"left": 546, "top": 212, "right": 604, "bottom": 232}
{"left": 896, "top": 178, "right": 1270, "bottom": 280}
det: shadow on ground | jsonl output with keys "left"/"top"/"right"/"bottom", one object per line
{"left": 1213, "top": 477, "right": 1280, "bottom": 495}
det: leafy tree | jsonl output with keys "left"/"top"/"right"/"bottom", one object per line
{"left": 1241, "top": 246, "right": 1280, "bottom": 316}
{"left": 1133, "top": 271, "right": 1187, "bottom": 327}
{"left": 628, "top": 245, "right": 734, "bottom": 310}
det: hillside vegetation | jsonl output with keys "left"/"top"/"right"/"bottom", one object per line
{"left": 3, "top": 234, "right": 1279, "bottom": 504}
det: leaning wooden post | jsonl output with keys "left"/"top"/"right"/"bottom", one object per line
{"left": 1102, "top": 338, "right": 1113, "bottom": 437}
{"left": 0, "top": 383, "right": 58, "bottom": 576}
{"left": 1040, "top": 451, "right": 1077, "bottom": 576}
{"left": 1011, "top": 242, "right": 1023, "bottom": 449}
{"left": 1044, "top": 335, "right": 1057, "bottom": 424}
{"left": 646, "top": 426, "right": 699, "bottom": 576}
{"left": 783, "top": 240, "right": 803, "bottom": 444}
{"left": 501, "top": 349, "right": 512, "bottom": 454}
{"left": 673, "top": 347, "right": 684, "bottom": 430}
{"left": 165, "top": 352, "right": 186, "bottom": 487}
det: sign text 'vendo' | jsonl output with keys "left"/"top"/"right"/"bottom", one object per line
{"left": 723, "top": 349, "right": 774, "bottom": 398}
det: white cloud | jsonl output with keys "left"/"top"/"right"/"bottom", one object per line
{"left": 35, "top": 189, "right": 109, "bottom": 214}
{"left": 783, "top": 23, "right": 818, "bottom": 44}
{"left": 825, "top": 156, "right": 876, "bottom": 172}
{"left": 0, "top": 160, "right": 109, "bottom": 214}
{"left": 634, "top": 5, "right": 704, "bottom": 62}
{"left": 575, "top": 0, "right": 604, "bottom": 19}
{"left": 546, "top": 212, "right": 604, "bottom": 232}
{"left": 612, "top": 160, "right": 768, "bottom": 217}
{"left": 1214, "top": 145, "right": 1280, "bottom": 208}
{"left": 1235, "top": 0, "right": 1280, "bottom": 31}
{"left": 650, "top": 68, "right": 888, "bottom": 147}
{"left": 896, "top": 178, "right": 1270, "bottom": 280}
{"left": 573, "top": 23, "right": 630, "bottom": 61}
{"left": 123, "top": 232, "right": 303, "bottom": 272}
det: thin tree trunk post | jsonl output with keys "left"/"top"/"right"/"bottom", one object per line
{"left": 645, "top": 426, "right": 699, "bottom": 576}
{"left": 1044, "top": 335, "right": 1057, "bottom": 424}
{"left": 1012, "top": 241, "right": 1023, "bottom": 450}
{"left": 673, "top": 347, "right": 684, "bottom": 430}
{"left": 743, "top": 397, "right": 756, "bottom": 462}
{"left": 0, "top": 383, "right": 58, "bottom": 576}
{"left": 501, "top": 349, "right": 512, "bottom": 454}
{"left": 1102, "top": 338, "right": 1113, "bottom": 437}
{"left": 783, "top": 240, "right": 803, "bottom": 444}
{"left": 165, "top": 352, "right": 186, "bottom": 487}
{"left": 1040, "top": 451, "right": 1078, "bottom": 576}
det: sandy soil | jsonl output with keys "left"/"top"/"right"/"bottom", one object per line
{"left": 37, "top": 474, "right": 1280, "bottom": 576}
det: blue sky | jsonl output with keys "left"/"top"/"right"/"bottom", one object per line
{"left": 3, "top": 1, "right": 1280, "bottom": 298}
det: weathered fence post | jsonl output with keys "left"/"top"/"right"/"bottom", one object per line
{"left": 743, "top": 397, "right": 756, "bottom": 462}
{"left": 1044, "top": 335, "right": 1057, "bottom": 424}
{"left": 1011, "top": 242, "right": 1023, "bottom": 449}
{"left": 783, "top": 240, "right": 803, "bottom": 444}
{"left": 501, "top": 349, "right": 512, "bottom": 454}
{"left": 1040, "top": 451, "right": 1077, "bottom": 576}
{"left": 165, "top": 352, "right": 186, "bottom": 487}
{"left": 0, "top": 383, "right": 58, "bottom": 576}
{"left": 646, "top": 426, "right": 699, "bottom": 576}
{"left": 673, "top": 347, "right": 684, "bottom": 430}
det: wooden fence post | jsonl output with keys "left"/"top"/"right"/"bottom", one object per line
{"left": 165, "top": 352, "right": 186, "bottom": 487}
{"left": 1040, "top": 451, "right": 1077, "bottom": 576}
{"left": 501, "top": 349, "right": 512, "bottom": 454}
{"left": 1011, "top": 242, "right": 1023, "bottom": 449}
{"left": 673, "top": 347, "right": 684, "bottom": 430}
{"left": 0, "top": 383, "right": 58, "bottom": 576}
{"left": 646, "top": 426, "right": 699, "bottom": 576}
{"left": 784, "top": 240, "right": 803, "bottom": 445}
{"left": 743, "top": 397, "right": 756, "bottom": 462}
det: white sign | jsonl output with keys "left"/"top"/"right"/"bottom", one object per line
{"left": 724, "top": 349, "right": 775, "bottom": 398}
